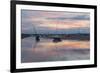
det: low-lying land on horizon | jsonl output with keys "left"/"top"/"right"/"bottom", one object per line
{"left": 21, "top": 33, "right": 90, "bottom": 41}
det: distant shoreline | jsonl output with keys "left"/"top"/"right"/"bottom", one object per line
{"left": 21, "top": 33, "right": 90, "bottom": 41}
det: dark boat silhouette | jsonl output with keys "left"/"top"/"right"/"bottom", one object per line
{"left": 53, "top": 37, "right": 62, "bottom": 43}
{"left": 35, "top": 35, "right": 40, "bottom": 42}
{"left": 52, "top": 35, "right": 62, "bottom": 43}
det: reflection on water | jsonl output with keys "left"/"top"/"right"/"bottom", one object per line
{"left": 21, "top": 37, "right": 90, "bottom": 63}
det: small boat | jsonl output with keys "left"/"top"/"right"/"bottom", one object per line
{"left": 52, "top": 35, "right": 62, "bottom": 43}
{"left": 53, "top": 37, "right": 62, "bottom": 43}
{"left": 35, "top": 35, "right": 40, "bottom": 42}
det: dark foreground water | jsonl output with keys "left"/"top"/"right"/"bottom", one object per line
{"left": 21, "top": 37, "right": 90, "bottom": 63}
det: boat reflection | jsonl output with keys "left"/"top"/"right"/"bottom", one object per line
{"left": 21, "top": 37, "right": 90, "bottom": 63}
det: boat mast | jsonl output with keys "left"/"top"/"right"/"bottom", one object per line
{"left": 33, "top": 24, "right": 40, "bottom": 42}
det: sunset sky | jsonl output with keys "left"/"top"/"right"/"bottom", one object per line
{"left": 21, "top": 10, "right": 90, "bottom": 34}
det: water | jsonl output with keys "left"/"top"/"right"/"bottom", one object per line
{"left": 21, "top": 37, "right": 90, "bottom": 63}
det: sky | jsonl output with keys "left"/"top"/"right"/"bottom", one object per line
{"left": 21, "top": 10, "right": 90, "bottom": 34}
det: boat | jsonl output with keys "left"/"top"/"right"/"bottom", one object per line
{"left": 52, "top": 35, "right": 62, "bottom": 43}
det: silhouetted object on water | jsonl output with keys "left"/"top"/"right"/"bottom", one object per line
{"left": 53, "top": 37, "right": 62, "bottom": 43}
{"left": 35, "top": 35, "right": 40, "bottom": 42}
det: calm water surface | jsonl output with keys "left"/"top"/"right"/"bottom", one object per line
{"left": 21, "top": 37, "right": 90, "bottom": 63}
